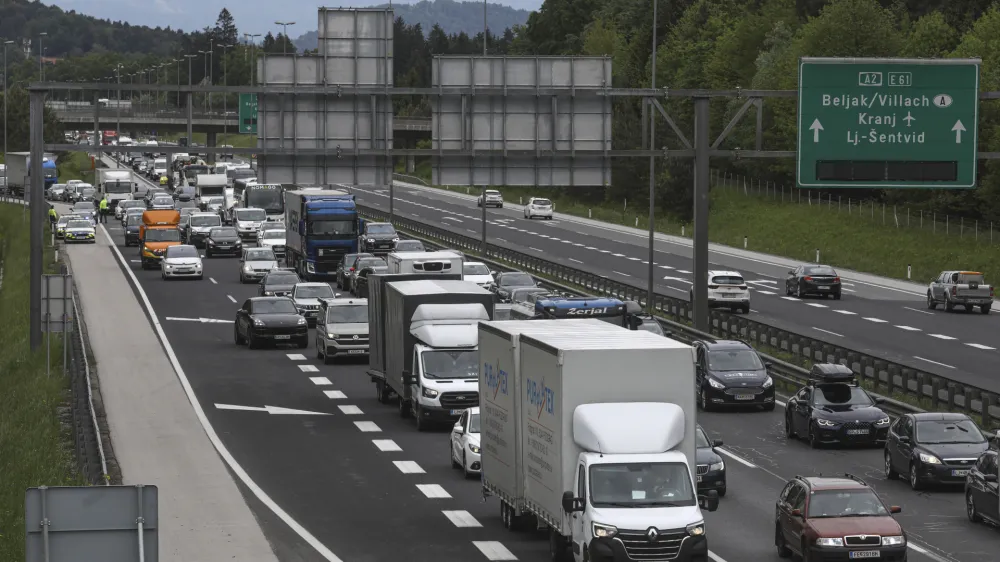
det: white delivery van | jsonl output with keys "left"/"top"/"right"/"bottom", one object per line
{"left": 387, "top": 251, "right": 463, "bottom": 275}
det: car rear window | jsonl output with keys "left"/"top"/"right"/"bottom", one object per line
{"left": 957, "top": 273, "right": 985, "bottom": 284}
{"left": 711, "top": 275, "right": 744, "bottom": 285}
{"left": 804, "top": 266, "right": 837, "bottom": 276}
{"left": 532, "top": 199, "right": 552, "bottom": 206}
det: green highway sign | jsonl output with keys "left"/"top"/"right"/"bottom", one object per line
{"left": 797, "top": 58, "right": 980, "bottom": 189}
{"left": 238, "top": 93, "right": 258, "bottom": 135}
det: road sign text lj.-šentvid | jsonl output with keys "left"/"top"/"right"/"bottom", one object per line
{"left": 796, "top": 58, "right": 980, "bottom": 189}
{"left": 239, "top": 93, "right": 258, "bottom": 135}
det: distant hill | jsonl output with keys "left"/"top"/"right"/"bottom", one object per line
{"left": 294, "top": 0, "right": 530, "bottom": 51}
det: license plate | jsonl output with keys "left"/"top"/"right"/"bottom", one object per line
{"left": 952, "top": 469, "right": 970, "bottom": 477}
{"left": 274, "top": 335, "right": 291, "bottom": 340}
{"left": 819, "top": 285, "right": 830, "bottom": 290}
{"left": 735, "top": 394, "right": 755, "bottom": 400}
{"left": 348, "top": 349, "right": 365, "bottom": 354}
{"left": 696, "top": 475, "right": 703, "bottom": 483}
{"left": 450, "top": 410, "right": 463, "bottom": 416}
{"left": 847, "top": 429, "right": 870, "bottom": 435}
{"left": 849, "top": 551, "right": 880, "bottom": 559}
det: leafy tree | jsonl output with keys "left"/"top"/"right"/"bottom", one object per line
{"left": 900, "top": 11, "right": 957, "bottom": 57}
{"left": 0, "top": 86, "right": 63, "bottom": 152}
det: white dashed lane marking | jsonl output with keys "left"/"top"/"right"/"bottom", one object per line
{"left": 863, "top": 317, "right": 887, "bottom": 323}
{"left": 354, "top": 421, "right": 381, "bottom": 432}
{"left": 781, "top": 297, "right": 799, "bottom": 302}
{"left": 416, "top": 484, "right": 451, "bottom": 498}
{"left": 442, "top": 510, "right": 482, "bottom": 528}
{"left": 967, "top": 343, "right": 996, "bottom": 350}
{"left": 472, "top": 542, "right": 518, "bottom": 561}
{"left": 929, "top": 334, "right": 956, "bottom": 340}
{"left": 299, "top": 364, "right": 319, "bottom": 372}
{"left": 286, "top": 354, "right": 306, "bottom": 361}
{"left": 833, "top": 310, "right": 857, "bottom": 315}
{"left": 324, "top": 390, "right": 347, "bottom": 399}
{"left": 613, "top": 271, "right": 631, "bottom": 277}
{"left": 337, "top": 405, "right": 363, "bottom": 415}
{"left": 372, "top": 439, "right": 401, "bottom": 452}
{"left": 309, "top": 377, "right": 332, "bottom": 385}
{"left": 227, "top": 295, "right": 237, "bottom": 303}
{"left": 805, "top": 303, "right": 828, "bottom": 308}
{"left": 569, "top": 258, "right": 583, "bottom": 263}
{"left": 393, "top": 461, "right": 425, "bottom": 474}
{"left": 895, "top": 326, "right": 921, "bottom": 332}
{"left": 677, "top": 269, "right": 692, "bottom": 274}
{"left": 756, "top": 290, "right": 776, "bottom": 295}
{"left": 209, "top": 277, "right": 218, "bottom": 284}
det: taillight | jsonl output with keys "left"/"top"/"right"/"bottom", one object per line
{"left": 951, "top": 286, "right": 957, "bottom": 296}
{"left": 991, "top": 287, "right": 995, "bottom": 298}
{"left": 833, "top": 277, "right": 840, "bottom": 282}
{"left": 349, "top": 267, "right": 355, "bottom": 271}
{"left": 739, "top": 285, "right": 748, "bottom": 290}
{"left": 804, "top": 276, "right": 813, "bottom": 281}
{"left": 708, "top": 285, "right": 719, "bottom": 289}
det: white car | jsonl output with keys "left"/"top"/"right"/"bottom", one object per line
{"left": 523, "top": 197, "right": 554, "bottom": 219}
{"left": 462, "top": 261, "right": 493, "bottom": 287}
{"left": 477, "top": 189, "right": 503, "bottom": 208}
{"left": 116, "top": 199, "right": 145, "bottom": 221}
{"left": 62, "top": 219, "right": 97, "bottom": 243}
{"left": 160, "top": 244, "right": 204, "bottom": 280}
{"left": 693, "top": 269, "right": 750, "bottom": 314}
{"left": 450, "top": 407, "right": 481, "bottom": 477}
{"left": 258, "top": 229, "right": 286, "bottom": 258}
{"left": 233, "top": 207, "right": 266, "bottom": 241}
{"left": 291, "top": 282, "right": 339, "bottom": 326}
{"left": 256, "top": 220, "right": 284, "bottom": 240}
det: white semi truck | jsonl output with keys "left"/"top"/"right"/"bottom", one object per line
{"left": 97, "top": 169, "right": 135, "bottom": 208}
{"left": 478, "top": 322, "right": 718, "bottom": 562}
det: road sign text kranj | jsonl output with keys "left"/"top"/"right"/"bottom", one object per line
{"left": 797, "top": 58, "right": 980, "bottom": 189}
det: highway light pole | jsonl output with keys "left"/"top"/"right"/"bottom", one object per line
{"left": 647, "top": 0, "right": 657, "bottom": 314}
{"left": 199, "top": 49, "right": 212, "bottom": 112}
{"left": 3, "top": 40, "right": 13, "bottom": 194}
{"left": 247, "top": 34, "right": 261, "bottom": 86}
{"left": 217, "top": 43, "right": 233, "bottom": 142}
{"left": 115, "top": 63, "right": 122, "bottom": 169}
{"left": 38, "top": 32, "right": 46, "bottom": 80}
{"left": 185, "top": 54, "right": 197, "bottom": 144}
{"left": 479, "top": 0, "right": 488, "bottom": 251}
{"left": 275, "top": 21, "right": 295, "bottom": 55}
{"left": 29, "top": 87, "right": 43, "bottom": 350}
{"left": 175, "top": 58, "right": 182, "bottom": 109}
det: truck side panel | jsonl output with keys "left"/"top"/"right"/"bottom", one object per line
{"left": 519, "top": 340, "right": 564, "bottom": 530}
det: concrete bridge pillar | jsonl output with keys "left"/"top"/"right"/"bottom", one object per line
{"left": 406, "top": 155, "right": 415, "bottom": 173}
{"left": 207, "top": 131, "right": 218, "bottom": 165}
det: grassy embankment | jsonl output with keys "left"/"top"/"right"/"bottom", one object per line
{"left": 396, "top": 160, "right": 1000, "bottom": 285}
{"left": 0, "top": 204, "right": 83, "bottom": 560}
{"left": 158, "top": 132, "right": 258, "bottom": 149}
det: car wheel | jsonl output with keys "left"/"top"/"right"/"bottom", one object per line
{"left": 981, "top": 304, "right": 991, "bottom": 314}
{"left": 247, "top": 330, "right": 258, "bottom": 349}
{"left": 945, "top": 298, "right": 955, "bottom": 312}
{"left": 927, "top": 292, "right": 937, "bottom": 310}
{"left": 808, "top": 424, "right": 821, "bottom": 448}
{"left": 234, "top": 325, "right": 245, "bottom": 346}
{"left": 794, "top": 284, "right": 802, "bottom": 298}
{"left": 206, "top": 249, "right": 212, "bottom": 258}
{"left": 909, "top": 462, "right": 923, "bottom": 490}
{"left": 699, "top": 388, "right": 712, "bottom": 411}
{"left": 415, "top": 405, "right": 427, "bottom": 431}
{"left": 316, "top": 339, "right": 324, "bottom": 360}
{"left": 717, "top": 485, "right": 727, "bottom": 498}
{"left": 884, "top": 450, "right": 898, "bottom": 479}
{"left": 741, "top": 304, "right": 750, "bottom": 314}
{"left": 967, "top": 492, "right": 982, "bottom": 523}
{"left": 762, "top": 401, "right": 775, "bottom": 411}
{"left": 463, "top": 452, "right": 473, "bottom": 479}
{"left": 322, "top": 345, "right": 334, "bottom": 365}
{"left": 784, "top": 414, "right": 796, "bottom": 438}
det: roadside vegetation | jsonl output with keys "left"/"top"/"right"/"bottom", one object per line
{"left": 157, "top": 132, "right": 257, "bottom": 149}
{"left": 0, "top": 204, "right": 83, "bottom": 561}
{"left": 57, "top": 151, "right": 97, "bottom": 184}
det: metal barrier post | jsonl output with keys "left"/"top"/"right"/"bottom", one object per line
{"left": 136, "top": 484, "right": 147, "bottom": 562}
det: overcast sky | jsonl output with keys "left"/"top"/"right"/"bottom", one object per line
{"left": 52, "top": 0, "right": 542, "bottom": 37}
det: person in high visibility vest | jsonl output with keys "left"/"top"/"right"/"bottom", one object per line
{"left": 160, "top": 175, "right": 168, "bottom": 186}
{"left": 48, "top": 205, "right": 57, "bottom": 226}
{"left": 98, "top": 195, "right": 109, "bottom": 224}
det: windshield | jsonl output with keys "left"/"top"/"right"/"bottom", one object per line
{"left": 247, "top": 188, "right": 283, "bottom": 213}
{"left": 813, "top": 384, "right": 874, "bottom": 407}
{"left": 308, "top": 219, "right": 357, "bottom": 238}
{"left": 327, "top": 304, "right": 368, "bottom": 323}
{"left": 395, "top": 240, "right": 424, "bottom": 251}
{"left": 266, "top": 273, "right": 300, "bottom": 285}
{"left": 501, "top": 273, "right": 535, "bottom": 287}
{"left": 236, "top": 209, "right": 266, "bottom": 222}
{"left": 707, "top": 349, "right": 764, "bottom": 371}
{"left": 468, "top": 413, "right": 481, "bottom": 433}
{"left": 262, "top": 230, "right": 285, "bottom": 240}
{"left": 210, "top": 228, "right": 239, "bottom": 239}
{"left": 916, "top": 419, "right": 986, "bottom": 444}
{"left": 366, "top": 224, "right": 396, "bottom": 235}
{"left": 205, "top": 197, "right": 223, "bottom": 207}
{"left": 145, "top": 229, "right": 181, "bottom": 242}
{"left": 167, "top": 246, "right": 199, "bottom": 258}
{"left": 696, "top": 427, "right": 711, "bottom": 448}
{"left": 357, "top": 258, "right": 386, "bottom": 269}
{"left": 464, "top": 263, "right": 491, "bottom": 276}
{"left": 185, "top": 166, "right": 209, "bottom": 178}
{"left": 191, "top": 216, "right": 222, "bottom": 227}
{"left": 67, "top": 220, "right": 92, "bottom": 229}
{"left": 420, "top": 350, "right": 478, "bottom": 380}
{"left": 589, "top": 463, "right": 696, "bottom": 508}
{"left": 532, "top": 198, "right": 552, "bottom": 206}
{"left": 807, "top": 489, "right": 888, "bottom": 518}
{"left": 245, "top": 249, "right": 276, "bottom": 262}
{"left": 295, "top": 285, "right": 336, "bottom": 299}
{"left": 635, "top": 319, "right": 664, "bottom": 335}
{"left": 57, "top": 217, "right": 75, "bottom": 225}
{"left": 105, "top": 181, "right": 131, "bottom": 194}
{"left": 251, "top": 300, "right": 297, "bottom": 314}
{"left": 803, "top": 266, "right": 837, "bottom": 276}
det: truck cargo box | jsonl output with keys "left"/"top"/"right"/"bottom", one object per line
{"left": 517, "top": 329, "right": 696, "bottom": 528}
{"left": 477, "top": 319, "right": 616, "bottom": 511}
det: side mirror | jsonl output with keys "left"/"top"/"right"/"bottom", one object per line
{"left": 402, "top": 370, "right": 415, "bottom": 386}
{"left": 698, "top": 490, "right": 719, "bottom": 512}
{"left": 889, "top": 505, "right": 902, "bottom": 514}
{"left": 453, "top": 424, "right": 464, "bottom": 433}
{"left": 788, "top": 270, "right": 795, "bottom": 275}
{"left": 712, "top": 439, "right": 724, "bottom": 447}
{"left": 790, "top": 508, "right": 802, "bottom": 517}
{"left": 984, "top": 474, "right": 998, "bottom": 483}
{"left": 561, "top": 491, "right": 584, "bottom": 513}
{"left": 898, "top": 435, "right": 910, "bottom": 443}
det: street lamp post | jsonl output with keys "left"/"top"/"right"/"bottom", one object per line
{"left": 199, "top": 49, "right": 212, "bottom": 112}
{"left": 247, "top": 34, "right": 261, "bottom": 86}
{"left": 217, "top": 43, "right": 233, "bottom": 143}
{"left": 115, "top": 63, "right": 122, "bottom": 168}
{"left": 175, "top": 58, "right": 182, "bottom": 109}
{"left": 38, "top": 32, "right": 47, "bottom": 81}
{"left": 3, "top": 40, "right": 13, "bottom": 192}
{"left": 275, "top": 21, "right": 296, "bottom": 55}
{"left": 185, "top": 54, "right": 197, "bottom": 145}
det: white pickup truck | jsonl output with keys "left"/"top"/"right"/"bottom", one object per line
{"left": 927, "top": 270, "right": 994, "bottom": 314}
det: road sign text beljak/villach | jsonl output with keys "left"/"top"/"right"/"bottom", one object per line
{"left": 239, "top": 93, "right": 258, "bottom": 135}
{"left": 796, "top": 58, "right": 980, "bottom": 189}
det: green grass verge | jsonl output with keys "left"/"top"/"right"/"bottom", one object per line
{"left": 0, "top": 204, "right": 84, "bottom": 560}
{"left": 57, "top": 151, "right": 97, "bottom": 184}
{"left": 398, "top": 160, "right": 1000, "bottom": 286}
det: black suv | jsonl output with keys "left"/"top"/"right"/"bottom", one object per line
{"left": 965, "top": 449, "right": 999, "bottom": 526}
{"left": 693, "top": 339, "right": 774, "bottom": 411}
{"left": 885, "top": 412, "right": 989, "bottom": 490}
{"left": 785, "top": 364, "right": 890, "bottom": 448}
{"left": 358, "top": 222, "right": 398, "bottom": 255}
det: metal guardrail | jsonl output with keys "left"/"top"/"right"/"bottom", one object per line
{"left": 358, "top": 204, "right": 1000, "bottom": 431}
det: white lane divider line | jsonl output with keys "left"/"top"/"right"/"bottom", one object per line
{"left": 659, "top": 265, "right": 674, "bottom": 269}
{"left": 913, "top": 356, "right": 955, "bottom": 369}
{"left": 904, "top": 306, "right": 934, "bottom": 315}
{"left": 286, "top": 354, "right": 306, "bottom": 361}
{"left": 895, "top": 325, "right": 921, "bottom": 332}
{"left": 569, "top": 258, "right": 583, "bottom": 264}
{"left": 337, "top": 405, "right": 363, "bottom": 415}
{"left": 663, "top": 276, "right": 692, "bottom": 284}
{"left": 863, "top": 317, "right": 887, "bottom": 323}
{"left": 354, "top": 421, "right": 381, "bottom": 432}
{"left": 717, "top": 448, "right": 756, "bottom": 468}
{"left": 442, "top": 510, "right": 482, "bottom": 528}
{"left": 627, "top": 256, "right": 641, "bottom": 261}
{"left": 842, "top": 288, "right": 857, "bottom": 293}
{"left": 529, "top": 247, "right": 543, "bottom": 253}
{"left": 613, "top": 271, "right": 631, "bottom": 277}
{"left": 813, "top": 327, "right": 843, "bottom": 337}
{"left": 573, "top": 243, "right": 584, "bottom": 247}
{"left": 756, "top": 290, "right": 776, "bottom": 295}
{"left": 967, "top": 343, "right": 996, "bottom": 350}
{"left": 928, "top": 334, "right": 956, "bottom": 340}
{"left": 599, "top": 249, "right": 611, "bottom": 253}
{"left": 209, "top": 277, "right": 218, "bottom": 284}
{"left": 805, "top": 303, "right": 828, "bottom": 308}
{"left": 309, "top": 377, "right": 332, "bottom": 385}
{"left": 324, "top": 390, "right": 347, "bottom": 399}
{"left": 372, "top": 439, "right": 401, "bottom": 452}
{"left": 393, "top": 460, "right": 425, "bottom": 474}
{"left": 227, "top": 295, "right": 237, "bottom": 303}
{"left": 612, "top": 253, "right": 625, "bottom": 257}
{"left": 833, "top": 310, "right": 857, "bottom": 315}
{"left": 472, "top": 542, "right": 518, "bottom": 561}
{"left": 584, "top": 246, "right": 597, "bottom": 250}
{"left": 781, "top": 297, "right": 800, "bottom": 302}
{"left": 677, "top": 269, "right": 692, "bottom": 274}
{"left": 416, "top": 484, "right": 451, "bottom": 499}
{"left": 299, "top": 364, "right": 320, "bottom": 372}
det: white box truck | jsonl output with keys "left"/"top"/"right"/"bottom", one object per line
{"left": 195, "top": 173, "right": 228, "bottom": 210}
{"left": 97, "top": 169, "right": 135, "bottom": 208}
{"left": 510, "top": 328, "right": 717, "bottom": 562}
{"left": 387, "top": 251, "right": 463, "bottom": 275}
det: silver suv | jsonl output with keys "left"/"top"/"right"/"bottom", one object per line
{"left": 315, "top": 298, "right": 369, "bottom": 364}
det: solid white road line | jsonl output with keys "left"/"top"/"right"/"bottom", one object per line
{"left": 677, "top": 269, "right": 692, "bottom": 274}
{"left": 442, "top": 510, "right": 482, "bottom": 528}
{"left": 298, "top": 364, "right": 320, "bottom": 372}
{"left": 612, "top": 253, "right": 625, "bottom": 257}
{"left": 473, "top": 541, "right": 518, "bottom": 560}
{"left": 707, "top": 551, "right": 727, "bottom": 562}
{"left": 842, "top": 288, "right": 856, "bottom": 293}
{"left": 813, "top": 327, "right": 843, "bottom": 337}
{"left": 928, "top": 334, "right": 956, "bottom": 340}
{"left": 833, "top": 310, "right": 856, "bottom": 315}
{"left": 529, "top": 247, "right": 543, "bottom": 252}
{"left": 805, "top": 303, "right": 828, "bottom": 308}
{"left": 659, "top": 265, "right": 674, "bottom": 269}
{"left": 286, "top": 354, "right": 306, "bottom": 361}
{"left": 354, "top": 421, "right": 381, "bottom": 432}
{"left": 717, "top": 448, "right": 756, "bottom": 468}
{"left": 904, "top": 306, "right": 934, "bottom": 315}
{"left": 309, "top": 377, "right": 332, "bottom": 385}
{"left": 967, "top": 343, "right": 996, "bottom": 350}
{"left": 781, "top": 297, "right": 799, "bottom": 302}
{"left": 756, "top": 290, "right": 776, "bottom": 295}
{"left": 337, "top": 405, "right": 363, "bottom": 415}
{"left": 895, "top": 325, "right": 921, "bottom": 332}
{"left": 393, "top": 460, "right": 425, "bottom": 474}
{"left": 372, "top": 439, "right": 401, "bottom": 452}
{"left": 863, "top": 317, "right": 887, "bottom": 323}
{"left": 323, "top": 390, "right": 347, "bottom": 399}
{"left": 913, "top": 356, "right": 955, "bottom": 369}
{"left": 209, "top": 277, "right": 218, "bottom": 284}
{"left": 569, "top": 258, "right": 583, "bottom": 264}
{"left": 614, "top": 271, "right": 631, "bottom": 277}
{"left": 416, "top": 484, "right": 451, "bottom": 499}
{"left": 98, "top": 223, "right": 346, "bottom": 562}
{"left": 227, "top": 295, "right": 237, "bottom": 303}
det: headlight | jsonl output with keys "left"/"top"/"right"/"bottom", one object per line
{"left": 592, "top": 523, "right": 617, "bottom": 539}
{"left": 875, "top": 416, "right": 891, "bottom": 426}
{"left": 709, "top": 461, "right": 724, "bottom": 472}
{"left": 208, "top": 240, "right": 215, "bottom": 245}
{"left": 422, "top": 387, "right": 439, "bottom": 398}
{"left": 392, "top": 237, "right": 399, "bottom": 242}
{"left": 328, "top": 334, "right": 340, "bottom": 339}
{"left": 816, "top": 418, "right": 837, "bottom": 427}
{"left": 253, "top": 319, "right": 265, "bottom": 326}
{"left": 244, "top": 265, "right": 253, "bottom": 272}
{"left": 707, "top": 377, "right": 725, "bottom": 390}
{"left": 297, "top": 317, "right": 308, "bottom": 325}
{"left": 685, "top": 522, "right": 705, "bottom": 537}
{"left": 815, "top": 537, "right": 843, "bottom": 547}
{"left": 469, "top": 444, "right": 480, "bottom": 454}
{"left": 307, "top": 263, "right": 315, "bottom": 273}
{"left": 919, "top": 452, "right": 942, "bottom": 464}
{"left": 881, "top": 536, "right": 905, "bottom": 546}
{"left": 367, "top": 238, "right": 375, "bottom": 243}
{"left": 762, "top": 375, "right": 773, "bottom": 388}
{"left": 264, "top": 291, "right": 274, "bottom": 296}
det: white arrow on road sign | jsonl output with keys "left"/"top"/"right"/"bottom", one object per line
{"left": 809, "top": 118, "right": 823, "bottom": 142}
{"left": 952, "top": 120, "right": 966, "bottom": 143}
{"left": 215, "top": 403, "right": 333, "bottom": 415}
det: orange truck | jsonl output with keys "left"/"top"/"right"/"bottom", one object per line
{"left": 139, "top": 210, "right": 182, "bottom": 269}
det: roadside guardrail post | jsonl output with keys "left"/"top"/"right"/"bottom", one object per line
{"left": 982, "top": 394, "right": 994, "bottom": 429}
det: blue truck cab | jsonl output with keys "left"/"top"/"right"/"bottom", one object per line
{"left": 42, "top": 158, "right": 58, "bottom": 188}
{"left": 283, "top": 188, "right": 362, "bottom": 281}
{"left": 532, "top": 295, "right": 627, "bottom": 325}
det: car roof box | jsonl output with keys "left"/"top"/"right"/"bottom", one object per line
{"left": 809, "top": 363, "right": 855, "bottom": 383}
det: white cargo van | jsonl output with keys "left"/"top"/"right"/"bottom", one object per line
{"left": 387, "top": 251, "right": 463, "bottom": 275}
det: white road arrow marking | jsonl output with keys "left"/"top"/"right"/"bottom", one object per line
{"left": 953, "top": 120, "right": 966, "bottom": 143}
{"left": 809, "top": 118, "right": 823, "bottom": 142}
{"left": 903, "top": 112, "right": 915, "bottom": 127}
{"left": 214, "top": 403, "right": 332, "bottom": 415}
{"left": 165, "top": 316, "right": 234, "bottom": 324}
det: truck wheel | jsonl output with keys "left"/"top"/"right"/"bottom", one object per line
{"left": 982, "top": 304, "right": 991, "bottom": 314}
{"left": 375, "top": 381, "right": 389, "bottom": 404}
{"left": 415, "top": 406, "right": 428, "bottom": 431}
{"left": 926, "top": 292, "right": 937, "bottom": 310}
{"left": 945, "top": 298, "right": 955, "bottom": 312}
{"left": 398, "top": 396, "right": 411, "bottom": 418}
{"left": 548, "top": 528, "right": 570, "bottom": 562}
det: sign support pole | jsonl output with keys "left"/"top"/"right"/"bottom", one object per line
{"left": 692, "top": 97, "right": 710, "bottom": 332}
{"left": 29, "top": 88, "right": 45, "bottom": 350}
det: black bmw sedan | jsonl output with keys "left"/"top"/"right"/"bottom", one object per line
{"left": 234, "top": 297, "right": 308, "bottom": 349}
{"left": 785, "top": 264, "right": 842, "bottom": 299}
{"left": 885, "top": 412, "right": 990, "bottom": 490}
{"left": 696, "top": 425, "right": 727, "bottom": 497}
{"left": 785, "top": 364, "right": 890, "bottom": 448}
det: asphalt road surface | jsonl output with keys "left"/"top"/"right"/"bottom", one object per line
{"left": 352, "top": 184, "right": 1000, "bottom": 392}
